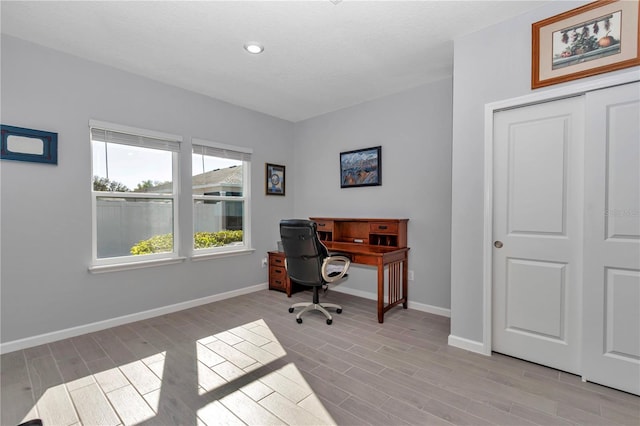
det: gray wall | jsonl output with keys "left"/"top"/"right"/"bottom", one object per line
{"left": 0, "top": 35, "right": 294, "bottom": 343}
{"left": 450, "top": 1, "right": 639, "bottom": 343}
{"left": 292, "top": 80, "right": 453, "bottom": 311}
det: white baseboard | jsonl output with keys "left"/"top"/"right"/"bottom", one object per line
{"left": 0, "top": 282, "right": 268, "bottom": 354}
{"left": 409, "top": 300, "right": 451, "bottom": 318}
{"left": 448, "top": 334, "right": 490, "bottom": 356}
{"left": 331, "top": 286, "right": 450, "bottom": 318}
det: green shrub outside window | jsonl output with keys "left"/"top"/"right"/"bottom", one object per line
{"left": 130, "top": 230, "right": 243, "bottom": 255}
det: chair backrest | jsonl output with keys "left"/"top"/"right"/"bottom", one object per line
{"left": 279, "top": 219, "right": 329, "bottom": 286}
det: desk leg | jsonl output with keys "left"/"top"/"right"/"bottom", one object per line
{"left": 403, "top": 257, "right": 408, "bottom": 309}
{"left": 377, "top": 259, "right": 385, "bottom": 323}
{"left": 379, "top": 257, "right": 408, "bottom": 322}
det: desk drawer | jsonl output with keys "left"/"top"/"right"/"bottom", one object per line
{"left": 314, "top": 220, "right": 334, "bottom": 231}
{"left": 270, "top": 264, "right": 287, "bottom": 279}
{"left": 369, "top": 222, "right": 398, "bottom": 234}
{"left": 269, "top": 265, "right": 288, "bottom": 291}
{"left": 269, "top": 253, "right": 286, "bottom": 267}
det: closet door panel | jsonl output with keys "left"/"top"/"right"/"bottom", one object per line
{"left": 583, "top": 82, "right": 640, "bottom": 396}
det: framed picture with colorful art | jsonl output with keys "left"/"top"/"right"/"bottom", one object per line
{"left": 532, "top": 0, "right": 640, "bottom": 89}
{"left": 340, "top": 146, "right": 381, "bottom": 188}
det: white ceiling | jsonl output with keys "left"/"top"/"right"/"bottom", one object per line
{"left": 1, "top": 1, "right": 549, "bottom": 122}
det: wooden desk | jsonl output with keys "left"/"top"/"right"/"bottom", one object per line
{"left": 310, "top": 217, "right": 410, "bottom": 323}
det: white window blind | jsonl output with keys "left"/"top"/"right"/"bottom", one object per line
{"left": 192, "top": 138, "right": 252, "bottom": 162}
{"left": 90, "top": 128, "right": 180, "bottom": 152}
{"left": 192, "top": 144, "right": 251, "bottom": 162}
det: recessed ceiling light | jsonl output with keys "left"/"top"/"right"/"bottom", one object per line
{"left": 244, "top": 42, "right": 264, "bottom": 54}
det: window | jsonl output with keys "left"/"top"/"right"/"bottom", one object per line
{"left": 192, "top": 139, "right": 252, "bottom": 256}
{"left": 90, "top": 120, "right": 181, "bottom": 267}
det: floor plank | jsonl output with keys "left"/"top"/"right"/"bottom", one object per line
{"left": 69, "top": 382, "right": 120, "bottom": 426}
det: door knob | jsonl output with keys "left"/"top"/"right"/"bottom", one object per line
{"left": 494, "top": 241, "right": 503, "bottom": 248}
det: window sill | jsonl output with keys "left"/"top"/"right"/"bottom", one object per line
{"left": 89, "top": 256, "right": 187, "bottom": 274}
{"left": 191, "top": 248, "right": 255, "bottom": 262}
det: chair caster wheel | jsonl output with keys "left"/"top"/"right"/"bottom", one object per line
{"left": 288, "top": 307, "right": 294, "bottom": 313}
{"left": 326, "top": 319, "right": 332, "bottom": 325}
{"left": 336, "top": 309, "right": 342, "bottom": 314}
{"left": 296, "top": 318, "right": 302, "bottom": 324}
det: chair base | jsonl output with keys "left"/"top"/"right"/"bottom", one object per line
{"left": 17, "top": 420, "right": 43, "bottom": 426}
{"left": 289, "top": 302, "right": 342, "bottom": 324}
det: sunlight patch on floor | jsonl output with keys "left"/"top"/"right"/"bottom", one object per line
{"left": 196, "top": 319, "right": 336, "bottom": 425}
{"left": 23, "top": 319, "right": 335, "bottom": 425}
{"left": 24, "top": 351, "right": 166, "bottom": 425}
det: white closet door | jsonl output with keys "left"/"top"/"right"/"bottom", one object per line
{"left": 492, "top": 96, "right": 584, "bottom": 374}
{"left": 583, "top": 82, "right": 640, "bottom": 395}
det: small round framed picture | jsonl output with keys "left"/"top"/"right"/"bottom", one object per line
{"left": 266, "top": 163, "right": 285, "bottom": 196}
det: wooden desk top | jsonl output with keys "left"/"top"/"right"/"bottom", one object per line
{"left": 323, "top": 241, "right": 409, "bottom": 268}
{"left": 323, "top": 241, "right": 408, "bottom": 255}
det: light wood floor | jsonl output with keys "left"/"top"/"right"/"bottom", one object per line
{"left": 1, "top": 288, "right": 639, "bottom": 426}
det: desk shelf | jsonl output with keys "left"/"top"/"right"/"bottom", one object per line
{"left": 310, "top": 217, "right": 408, "bottom": 248}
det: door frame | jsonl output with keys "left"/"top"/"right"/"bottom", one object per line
{"left": 479, "top": 70, "right": 640, "bottom": 356}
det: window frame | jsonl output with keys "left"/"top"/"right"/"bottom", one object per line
{"left": 89, "top": 120, "right": 183, "bottom": 270}
{"left": 191, "top": 138, "right": 253, "bottom": 258}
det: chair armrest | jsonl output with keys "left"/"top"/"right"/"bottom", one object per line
{"left": 321, "top": 255, "right": 350, "bottom": 282}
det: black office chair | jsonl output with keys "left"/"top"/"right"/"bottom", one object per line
{"left": 279, "top": 219, "right": 350, "bottom": 324}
